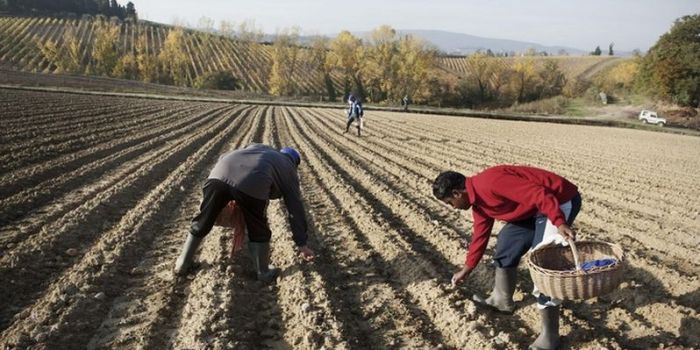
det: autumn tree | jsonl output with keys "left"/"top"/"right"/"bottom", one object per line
{"left": 159, "top": 28, "right": 189, "bottom": 86}
{"left": 327, "top": 30, "right": 365, "bottom": 99}
{"left": 268, "top": 27, "right": 301, "bottom": 96}
{"left": 535, "top": 60, "right": 566, "bottom": 99}
{"left": 135, "top": 26, "right": 159, "bottom": 82}
{"left": 308, "top": 35, "right": 337, "bottom": 101}
{"left": 363, "top": 25, "right": 400, "bottom": 102}
{"left": 91, "top": 21, "right": 121, "bottom": 76}
{"left": 511, "top": 57, "right": 536, "bottom": 103}
{"left": 38, "top": 23, "right": 83, "bottom": 73}
{"left": 396, "top": 35, "right": 436, "bottom": 103}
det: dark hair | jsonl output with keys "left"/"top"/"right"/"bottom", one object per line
{"left": 432, "top": 171, "right": 466, "bottom": 199}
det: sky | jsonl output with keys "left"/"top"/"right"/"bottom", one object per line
{"left": 134, "top": 0, "right": 700, "bottom": 52}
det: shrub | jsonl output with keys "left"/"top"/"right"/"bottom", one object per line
{"left": 194, "top": 71, "right": 241, "bottom": 90}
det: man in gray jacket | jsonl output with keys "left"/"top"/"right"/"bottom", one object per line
{"left": 175, "top": 143, "right": 315, "bottom": 281}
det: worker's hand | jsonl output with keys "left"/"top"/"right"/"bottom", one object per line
{"left": 558, "top": 224, "right": 576, "bottom": 241}
{"left": 298, "top": 245, "right": 315, "bottom": 261}
{"left": 451, "top": 265, "right": 473, "bottom": 287}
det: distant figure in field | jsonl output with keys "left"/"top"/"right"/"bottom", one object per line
{"left": 344, "top": 94, "right": 364, "bottom": 136}
{"left": 174, "top": 143, "right": 315, "bottom": 282}
{"left": 401, "top": 95, "right": 409, "bottom": 111}
{"left": 432, "top": 165, "right": 582, "bottom": 350}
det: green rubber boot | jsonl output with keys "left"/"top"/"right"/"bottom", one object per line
{"left": 529, "top": 306, "right": 560, "bottom": 350}
{"left": 248, "top": 242, "right": 280, "bottom": 283}
{"left": 472, "top": 267, "right": 517, "bottom": 313}
{"left": 174, "top": 234, "right": 203, "bottom": 275}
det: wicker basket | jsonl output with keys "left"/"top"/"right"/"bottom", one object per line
{"left": 527, "top": 240, "right": 625, "bottom": 300}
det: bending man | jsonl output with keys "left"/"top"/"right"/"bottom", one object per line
{"left": 433, "top": 165, "right": 581, "bottom": 350}
{"left": 175, "top": 143, "right": 315, "bottom": 282}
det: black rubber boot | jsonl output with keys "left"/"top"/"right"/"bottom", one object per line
{"left": 174, "top": 234, "right": 203, "bottom": 275}
{"left": 248, "top": 242, "right": 280, "bottom": 283}
{"left": 345, "top": 120, "right": 352, "bottom": 133}
{"left": 472, "top": 267, "right": 517, "bottom": 313}
{"left": 529, "top": 306, "right": 560, "bottom": 350}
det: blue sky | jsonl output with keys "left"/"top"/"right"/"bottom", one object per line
{"left": 134, "top": 0, "right": 699, "bottom": 51}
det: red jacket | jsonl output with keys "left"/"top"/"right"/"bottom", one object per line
{"left": 464, "top": 165, "right": 578, "bottom": 268}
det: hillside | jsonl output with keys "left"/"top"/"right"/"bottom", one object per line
{"left": 0, "top": 16, "right": 627, "bottom": 97}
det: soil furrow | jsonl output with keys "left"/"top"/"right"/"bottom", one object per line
{"left": 0, "top": 105, "right": 246, "bottom": 332}
{"left": 0, "top": 105, "right": 253, "bottom": 349}
{"left": 0, "top": 104, "right": 232, "bottom": 227}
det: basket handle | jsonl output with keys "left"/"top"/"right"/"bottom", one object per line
{"left": 568, "top": 238, "right": 582, "bottom": 272}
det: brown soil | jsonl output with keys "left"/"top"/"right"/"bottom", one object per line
{"left": 1, "top": 88, "right": 698, "bottom": 350}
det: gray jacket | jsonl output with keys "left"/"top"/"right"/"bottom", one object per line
{"left": 208, "top": 143, "right": 307, "bottom": 246}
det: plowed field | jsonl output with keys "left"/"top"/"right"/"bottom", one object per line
{"left": 1, "top": 88, "right": 698, "bottom": 350}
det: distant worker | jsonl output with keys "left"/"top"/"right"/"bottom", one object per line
{"left": 344, "top": 94, "right": 364, "bottom": 136}
{"left": 401, "top": 95, "right": 409, "bottom": 111}
{"left": 432, "top": 165, "right": 582, "bottom": 350}
{"left": 175, "top": 143, "right": 315, "bottom": 282}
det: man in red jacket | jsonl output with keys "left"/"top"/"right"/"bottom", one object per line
{"left": 432, "top": 165, "right": 581, "bottom": 350}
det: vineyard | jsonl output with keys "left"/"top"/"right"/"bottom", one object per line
{"left": 440, "top": 55, "right": 623, "bottom": 81}
{"left": 0, "top": 16, "right": 625, "bottom": 96}
{"left": 0, "top": 87, "right": 698, "bottom": 349}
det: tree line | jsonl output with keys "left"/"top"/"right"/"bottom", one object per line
{"left": 30, "top": 13, "right": 700, "bottom": 109}
{"left": 1, "top": 0, "right": 137, "bottom": 20}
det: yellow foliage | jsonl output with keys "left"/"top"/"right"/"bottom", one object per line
{"left": 158, "top": 28, "right": 189, "bottom": 86}
{"left": 92, "top": 22, "right": 121, "bottom": 76}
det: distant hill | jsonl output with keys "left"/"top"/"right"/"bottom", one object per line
{"left": 396, "top": 29, "right": 588, "bottom": 55}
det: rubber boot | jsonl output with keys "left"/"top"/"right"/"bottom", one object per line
{"left": 344, "top": 120, "right": 352, "bottom": 133}
{"left": 248, "top": 242, "right": 280, "bottom": 283}
{"left": 174, "top": 234, "right": 203, "bottom": 275}
{"left": 529, "top": 306, "right": 560, "bottom": 350}
{"left": 357, "top": 124, "right": 361, "bottom": 136}
{"left": 472, "top": 267, "right": 517, "bottom": 313}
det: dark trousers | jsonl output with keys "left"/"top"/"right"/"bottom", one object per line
{"left": 491, "top": 193, "right": 582, "bottom": 268}
{"left": 190, "top": 178, "right": 272, "bottom": 242}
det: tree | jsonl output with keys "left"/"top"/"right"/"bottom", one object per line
{"left": 536, "top": 60, "right": 566, "bottom": 98}
{"left": 308, "top": 35, "right": 336, "bottom": 101}
{"left": 327, "top": 30, "right": 364, "bottom": 99}
{"left": 465, "top": 52, "right": 494, "bottom": 104}
{"left": 362, "top": 25, "right": 401, "bottom": 102}
{"left": 591, "top": 45, "right": 602, "bottom": 56}
{"left": 396, "top": 35, "right": 436, "bottom": 104}
{"left": 608, "top": 42, "right": 614, "bottom": 56}
{"left": 268, "top": 27, "right": 301, "bottom": 96}
{"left": 135, "top": 26, "right": 158, "bottom": 82}
{"left": 637, "top": 14, "right": 700, "bottom": 107}
{"left": 194, "top": 71, "right": 240, "bottom": 90}
{"left": 91, "top": 22, "right": 121, "bottom": 76}
{"left": 512, "top": 57, "right": 536, "bottom": 103}
{"left": 125, "top": 1, "right": 136, "bottom": 20}
{"left": 38, "top": 23, "right": 83, "bottom": 73}
{"left": 159, "top": 28, "right": 189, "bottom": 86}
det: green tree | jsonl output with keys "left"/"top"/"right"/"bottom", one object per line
{"left": 637, "top": 14, "right": 700, "bottom": 107}
{"left": 608, "top": 42, "right": 614, "bottom": 56}
{"left": 591, "top": 45, "right": 602, "bottom": 56}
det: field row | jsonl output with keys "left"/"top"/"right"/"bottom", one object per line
{"left": 0, "top": 89, "right": 698, "bottom": 349}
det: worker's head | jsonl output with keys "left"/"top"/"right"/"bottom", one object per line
{"left": 432, "top": 171, "right": 470, "bottom": 210}
{"left": 280, "top": 146, "right": 301, "bottom": 167}
{"left": 348, "top": 94, "right": 356, "bottom": 104}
